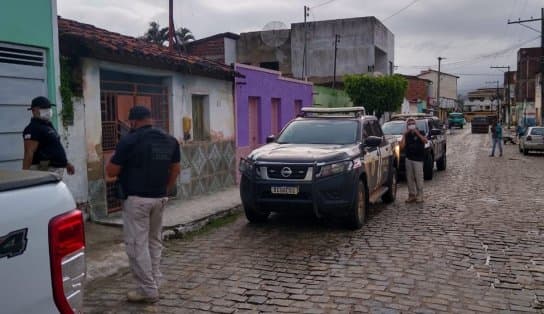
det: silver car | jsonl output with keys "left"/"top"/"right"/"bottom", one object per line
{"left": 519, "top": 127, "right": 544, "bottom": 155}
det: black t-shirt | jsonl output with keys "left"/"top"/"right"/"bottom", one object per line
{"left": 22, "top": 118, "right": 68, "bottom": 167}
{"left": 111, "top": 125, "right": 181, "bottom": 198}
{"left": 404, "top": 131, "right": 426, "bottom": 162}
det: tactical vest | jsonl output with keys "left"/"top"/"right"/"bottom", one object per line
{"left": 120, "top": 128, "right": 177, "bottom": 198}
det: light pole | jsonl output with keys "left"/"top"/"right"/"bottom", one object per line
{"left": 437, "top": 57, "right": 445, "bottom": 121}
{"left": 490, "top": 66, "right": 511, "bottom": 125}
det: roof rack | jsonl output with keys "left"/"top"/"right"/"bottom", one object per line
{"left": 300, "top": 106, "right": 367, "bottom": 117}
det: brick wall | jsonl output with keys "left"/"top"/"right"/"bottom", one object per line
{"left": 516, "top": 48, "right": 541, "bottom": 102}
{"left": 405, "top": 77, "right": 429, "bottom": 102}
{"left": 187, "top": 37, "right": 225, "bottom": 63}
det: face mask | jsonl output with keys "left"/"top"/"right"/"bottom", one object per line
{"left": 39, "top": 108, "right": 52, "bottom": 120}
{"left": 408, "top": 124, "right": 416, "bottom": 130}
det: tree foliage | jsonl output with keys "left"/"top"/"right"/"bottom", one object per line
{"left": 344, "top": 74, "right": 408, "bottom": 118}
{"left": 140, "top": 22, "right": 195, "bottom": 51}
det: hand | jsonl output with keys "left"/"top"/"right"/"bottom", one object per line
{"left": 66, "top": 163, "right": 75, "bottom": 175}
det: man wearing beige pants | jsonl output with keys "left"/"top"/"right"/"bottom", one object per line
{"left": 400, "top": 118, "right": 428, "bottom": 204}
{"left": 107, "top": 106, "right": 181, "bottom": 303}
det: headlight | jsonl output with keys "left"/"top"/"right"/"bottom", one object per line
{"left": 394, "top": 144, "right": 400, "bottom": 156}
{"left": 316, "top": 161, "right": 353, "bottom": 178}
{"left": 239, "top": 158, "right": 254, "bottom": 173}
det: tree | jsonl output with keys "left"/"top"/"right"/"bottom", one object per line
{"left": 344, "top": 74, "right": 408, "bottom": 118}
{"left": 140, "top": 22, "right": 195, "bottom": 52}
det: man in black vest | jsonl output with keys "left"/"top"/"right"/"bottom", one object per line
{"left": 400, "top": 118, "right": 428, "bottom": 204}
{"left": 22, "top": 96, "right": 75, "bottom": 178}
{"left": 106, "top": 106, "right": 181, "bottom": 303}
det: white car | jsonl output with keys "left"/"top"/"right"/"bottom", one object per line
{"left": 0, "top": 170, "right": 85, "bottom": 314}
{"left": 519, "top": 126, "right": 544, "bottom": 155}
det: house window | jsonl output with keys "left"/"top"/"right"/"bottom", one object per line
{"left": 192, "top": 95, "right": 210, "bottom": 141}
{"left": 259, "top": 61, "right": 279, "bottom": 71}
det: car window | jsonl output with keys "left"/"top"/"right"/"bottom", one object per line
{"left": 371, "top": 120, "right": 383, "bottom": 137}
{"left": 363, "top": 121, "right": 374, "bottom": 138}
{"left": 276, "top": 119, "right": 359, "bottom": 144}
{"left": 382, "top": 122, "right": 405, "bottom": 135}
{"left": 530, "top": 128, "right": 544, "bottom": 136}
{"left": 415, "top": 120, "right": 427, "bottom": 134}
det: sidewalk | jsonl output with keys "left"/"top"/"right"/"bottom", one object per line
{"left": 85, "top": 187, "right": 241, "bottom": 282}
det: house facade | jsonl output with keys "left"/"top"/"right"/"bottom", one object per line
{"left": 235, "top": 63, "right": 313, "bottom": 167}
{"left": 400, "top": 75, "right": 432, "bottom": 113}
{"left": 417, "top": 69, "right": 459, "bottom": 120}
{"left": 58, "top": 18, "right": 237, "bottom": 220}
{"left": 0, "top": 0, "right": 61, "bottom": 169}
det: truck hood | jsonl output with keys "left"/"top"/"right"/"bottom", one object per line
{"left": 248, "top": 143, "right": 358, "bottom": 163}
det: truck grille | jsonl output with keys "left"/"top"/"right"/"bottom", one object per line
{"left": 266, "top": 165, "right": 309, "bottom": 180}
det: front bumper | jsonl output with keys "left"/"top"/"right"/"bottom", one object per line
{"left": 240, "top": 166, "right": 359, "bottom": 217}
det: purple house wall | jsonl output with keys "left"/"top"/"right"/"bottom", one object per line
{"left": 235, "top": 64, "right": 313, "bottom": 163}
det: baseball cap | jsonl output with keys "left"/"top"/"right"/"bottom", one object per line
{"left": 128, "top": 105, "right": 152, "bottom": 120}
{"left": 28, "top": 96, "right": 55, "bottom": 110}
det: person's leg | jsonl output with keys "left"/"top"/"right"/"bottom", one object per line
{"left": 490, "top": 138, "right": 497, "bottom": 156}
{"left": 414, "top": 161, "right": 424, "bottom": 202}
{"left": 149, "top": 197, "right": 168, "bottom": 290}
{"left": 122, "top": 196, "right": 159, "bottom": 300}
{"left": 405, "top": 159, "right": 417, "bottom": 201}
{"left": 499, "top": 138, "right": 503, "bottom": 156}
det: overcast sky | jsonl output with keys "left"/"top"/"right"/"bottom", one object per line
{"left": 58, "top": 0, "right": 544, "bottom": 94}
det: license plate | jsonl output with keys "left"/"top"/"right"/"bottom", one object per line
{"left": 271, "top": 186, "right": 299, "bottom": 195}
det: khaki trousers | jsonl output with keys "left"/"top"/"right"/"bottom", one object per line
{"left": 122, "top": 196, "right": 168, "bottom": 297}
{"left": 405, "top": 158, "right": 424, "bottom": 200}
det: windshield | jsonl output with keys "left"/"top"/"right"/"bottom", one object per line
{"left": 449, "top": 113, "right": 463, "bottom": 118}
{"left": 276, "top": 120, "right": 359, "bottom": 144}
{"left": 384, "top": 120, "right": 427, "bottom": 135}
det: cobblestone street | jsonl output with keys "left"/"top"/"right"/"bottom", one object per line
{"left": 84, "top": 128, "right": 544, "bottom": 313}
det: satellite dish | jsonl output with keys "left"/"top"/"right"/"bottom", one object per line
{"left": 261, "top": 21, "right": 289, "bottom": 48}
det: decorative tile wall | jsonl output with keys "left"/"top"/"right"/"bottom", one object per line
{"left": 178, "top": 140, "right": 237, "bottom": 200}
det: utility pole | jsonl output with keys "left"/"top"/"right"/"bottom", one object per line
{"left": 168, "top": 0, "right": 174, "bottom": 51}
{"left": 487, "top": 80, "right": 501, "bottom": 119}
{"left": 302, "top": 6, "right": 310, "bottom": 80}
{"left": 491, "top": 65, "right": 511, "bottom": 125}
{"left": 437, "top": 57, "right": 445, "bottom": 120}
{"left": 332, "top": 34, "right": 340, "bottom": 89}
{"left": 508, "top": 8, "right": 544, "bottom": 125}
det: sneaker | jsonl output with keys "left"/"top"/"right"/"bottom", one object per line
{"left": 127, "top": 290, "right": 159, "bottom": 303}
{"left": 405, "top": 197, "right": 416, "bottom": 203}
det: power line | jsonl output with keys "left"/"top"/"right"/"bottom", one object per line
{"left": 311, "top": 0, "right": 339, "bottom": 9}
{"left": 383, "top": 0, "right": 423, "bottom": 22}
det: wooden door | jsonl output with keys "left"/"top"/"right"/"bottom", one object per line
{"left": 271, "top": 98, "right": 281, "bottom": 135}
{"left": 248, "top": 97, "right": 260, "bottom": 149}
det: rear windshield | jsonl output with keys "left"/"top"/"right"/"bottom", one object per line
{"left": 473, "top": 117, "right": 487, "bottom": 123}
{"left": 277, "top": 119, "right": 359, "bottom": 145}
{"left": 530, "top": 128, "right": 544, "bottom": 136}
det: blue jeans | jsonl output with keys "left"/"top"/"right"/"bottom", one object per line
{"left": 491, "top": 138, "right": 503, "bottom": 156}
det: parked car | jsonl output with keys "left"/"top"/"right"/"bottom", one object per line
{"left": 0, "top": 170, "right": 85, "bottom": 314}
{"left": 239, "top": 107, "right": 398, "bottom": 229}
{"left": 389, "top": 114, "right": 447, "bottom": 180}
{"left": 448, "top": 112, "right": 465, "bottom": 128}
{"left": 519, "top": 126, "right": 544, "bottom": 155}
{"left": 471, "top": 115, "right": 489, "bottom": 134}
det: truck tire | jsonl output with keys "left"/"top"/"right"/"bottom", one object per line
{"left": 347, "top": 180, "right": 367, "bottom": 229}
{"left": 243, "top": 202, "right": 270, "bottom": 223}
{"left": 382, "top": 168, "right": 397, "bottom": 204}
{"left": 424, "top": 153, "right": 434, "bottom": 180}
{"left": 436, "top": 154, "right": 447, "bottom": 171}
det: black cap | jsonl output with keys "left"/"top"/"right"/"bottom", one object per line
{"left": 29, "top": 96, "right": 55, "bottom": 110}
{"left": 128, "top": 105, "right": 152, "bottom": 120}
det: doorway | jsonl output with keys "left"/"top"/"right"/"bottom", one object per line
{"left": 248, "top": 97, "right": 261, "bottom": 149}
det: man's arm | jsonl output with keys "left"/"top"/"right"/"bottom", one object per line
{"left": 399, "top": 132, "right": 407, "bottom": 150}
{"left": 22, "top": 140, "right": 39, "bottom": 170}
{"left": 166, "top": 163, "right": 181, "bottom": 192}
{"left": 415, "top": 130, "right": 428, "bottom": 144}
{"left": 106, "top": 162, "right": 121, "bottom": 179}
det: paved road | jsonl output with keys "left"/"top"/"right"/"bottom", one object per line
{"left": 84, "top": 128, "right": 544, "bottom": 313}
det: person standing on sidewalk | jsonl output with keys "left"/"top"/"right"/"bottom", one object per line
{"left": 400, "top": 118, "right": 428, "bottom": 204}
{"left": 490, "top": 120, "right": 503, "bottom": 157}
{"left": 106, "top": 106, "right": 181, "bottom": 303}
{"left": 22, "top": 96, "right": 75, "bottom": 178}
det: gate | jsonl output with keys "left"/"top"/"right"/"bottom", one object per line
{"left": 100, "top": 80, "right": 169, "bottom": 213}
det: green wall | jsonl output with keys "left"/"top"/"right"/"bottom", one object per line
{"left": 313, "top": 86, "right": 353, "bottom": 108}
{"left": 1, "top": 1, "right": 58, "bottom": 126}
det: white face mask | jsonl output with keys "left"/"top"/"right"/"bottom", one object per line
{"left": 39, "top": 108, "right": 52, "bottom": 120}
{"left": 407, "top": 124, "right": 416, "bottom": 130}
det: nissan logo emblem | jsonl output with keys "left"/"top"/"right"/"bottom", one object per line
{"left": 281, "top": 167, "right": 293, "bottom": 177}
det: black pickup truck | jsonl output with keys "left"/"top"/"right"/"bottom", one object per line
{"left": 239, "top": 107, "right": 398, "bottom": 229}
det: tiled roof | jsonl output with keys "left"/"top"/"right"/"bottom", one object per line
{"left": 58, "top": 17, "right": 236, "bottom": 80}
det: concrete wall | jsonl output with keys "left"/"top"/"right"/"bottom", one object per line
{"left": 237, "top": 30, "right": 292, "bottom": 76}
{"left": 224, "top": 38, "right": 237, "bottom": 66}
{"left": 291, "top": 17, "right": 394, "bottom": 80}
{"left": 418, "top": 71, "right": 458, "bottom": 102}
{"left": 235, "top": 64, "right": 313, "bottom": 147}
{"left": 313, "top": 86, "right": 353, "bottom": 108}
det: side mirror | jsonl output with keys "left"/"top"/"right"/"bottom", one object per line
{"left": 266, "top": 135, "right": 275, "bottom": 143}
{"left": 431, "top": 129, "right": 442, "bottom": 136}
{"left": 365, "top": 136, "right": 382, "bottom": 148}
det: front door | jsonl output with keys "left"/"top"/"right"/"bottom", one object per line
{"left": 248, "top": 97, "right": 260, "bottom": 149}
{"left": 363, "top": 121, "right": 380, "bottom": 192}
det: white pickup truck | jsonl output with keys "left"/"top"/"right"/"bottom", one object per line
{"left": 0, "top": 170, "right": 85, "bottom": 314}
